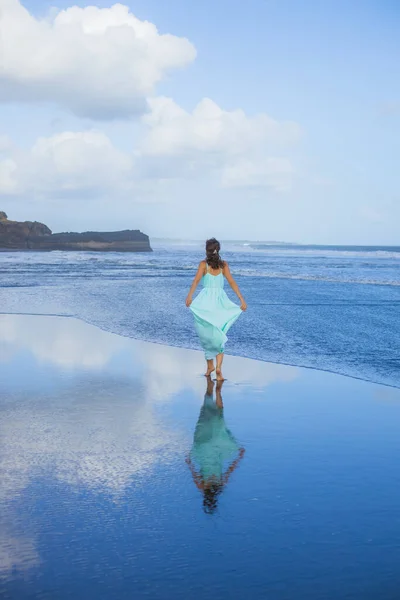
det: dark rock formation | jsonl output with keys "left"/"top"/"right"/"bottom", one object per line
{"left": 0, "top": 212, "right": 152, "bottom": 252}
{"left": 0, "top": 213, "right": 52, "bottom": 249}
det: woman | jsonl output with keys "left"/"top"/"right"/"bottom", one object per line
{"left": 186, "top": 378, "right": 245, "bottom": 514}
{"left": 185, "top": 238, "right": 247, "bottom": 380}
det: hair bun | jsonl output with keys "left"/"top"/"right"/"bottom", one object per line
{"left": 205, "top": 238, "right": 222, "bottom": 270}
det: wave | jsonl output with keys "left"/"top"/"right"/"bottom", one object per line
{"left": 232, "top": 269, "right": 400, "bottom": 286}
{"left": 242, "top": 244, "right": 400, "bottom": 259}
{"left": 0, "top": 265, "right": 398, "bottom": 287}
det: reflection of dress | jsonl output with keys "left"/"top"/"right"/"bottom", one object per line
{"left": 190, "top": 394, "right": 240, "bottom": 480}
{"left": 190, "top": 265, "right": 242, "bottom": 360}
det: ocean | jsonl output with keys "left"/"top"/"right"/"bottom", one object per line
{"left": 1, "top": 241, "right": 399, "bottom": 387}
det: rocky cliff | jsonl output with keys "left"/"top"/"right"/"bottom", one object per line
{"left": 0, "top": 212, "right": 152, "bottom": 252}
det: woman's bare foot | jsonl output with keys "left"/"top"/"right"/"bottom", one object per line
{"left": 205, "top": 359, "right": 215, "bottom": 377}
{"left": 216, "top": 368, "right": 225, "bottom": 381}
{"left": 215, "top": 352, "right": 224, "bottom": 381}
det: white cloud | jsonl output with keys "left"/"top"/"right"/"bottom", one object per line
{"left": 31, "top": 130, "right": 133, "bottom": 192}
{"left": 138, "top": 96, "right": 301, "bottom": 190}
{"left": 0, "top": 135, "right": 13, "bottom": 153}
{"left": 221, "top": 157, "right": 295, "bottom": 190}
{"left": 0, "top": 1, "right": 196, "bottom": 119}
{"left": 0, "top": 130, "right": 132, "bottom": 196}
{"left": 0, "top": 136, "right": 17, "bottom": 194}
{"left": 0, "top": 93, "right": 302, "bottom": 197}
{"left": 0, "top": 3, "right": 303, "bottom": 197}
{"left": 0, "top": 101, "right": 302, "bottom": 198}
{"left": 0, "top": 159, "right": 18, "bottom": 194}
{"left": 141, "top": 96, "right": 301, "bottom": 156}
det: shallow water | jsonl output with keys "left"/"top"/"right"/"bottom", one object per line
{"left": 0, "top": 242, "right": 399, "bottom": 387}
{"left": 1, "top": 314, "right": 400, "bottom": 599}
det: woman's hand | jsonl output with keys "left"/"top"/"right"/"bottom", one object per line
{"left": 240, "top": 299, "right": 247, "bottom": 311}
{"left": 185, "top": 262, "right": 205, "bottom": 307}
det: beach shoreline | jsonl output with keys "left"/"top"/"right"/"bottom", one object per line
{"left": 1, "top": 310, "right": 398, "bottom": 390}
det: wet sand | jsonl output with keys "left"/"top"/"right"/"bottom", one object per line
{"left": 1, "top": 314, "right": 400, "bottom": 600}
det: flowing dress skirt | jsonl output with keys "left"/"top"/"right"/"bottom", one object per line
{"left": 190, "top": 278, "right": 242, "bottom": 360}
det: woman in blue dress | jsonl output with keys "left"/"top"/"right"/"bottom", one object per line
{"left": 186, "top": 378, "right": 245, "bottom": 514}
{"left": 185, "top": 238, "right": 247, "bottom": 380}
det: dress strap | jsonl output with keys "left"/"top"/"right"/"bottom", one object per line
{"left": 205, "top": 262, "right": 208, "bottom": 275}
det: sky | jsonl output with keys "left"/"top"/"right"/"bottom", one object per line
{"left": 0, "top": 0, "right": 399, "bottom": 244}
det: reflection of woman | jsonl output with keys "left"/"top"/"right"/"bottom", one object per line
{"left": 186, "top": 378, "right": 245, "bottom": 514}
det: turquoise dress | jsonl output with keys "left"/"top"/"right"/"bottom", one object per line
{"left": 190, "top": 393, "right": 240, "bottom": 481}
{"left": 190, "top": 264, "right": 242, "bottom": 360}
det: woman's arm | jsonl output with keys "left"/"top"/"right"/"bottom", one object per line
{"left": 223, "top": 262, "right": 247, "bottom": 311}
{"left": 185, "top": 261, "right": 206, "bottom": 307}
{"left": 185, "top": 456, "right": 204, "bottom": 490}
{"left": 223, "top": 447, "right": 245, "bottom": 485}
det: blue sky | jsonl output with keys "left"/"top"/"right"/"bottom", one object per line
{"left": 0, "top": 0, "right": 399, "bottom": 243}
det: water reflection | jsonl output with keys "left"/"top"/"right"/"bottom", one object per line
{"left": 2, "top": 315, "right": 399, "bottom": 598}
{"left": 0, "top": 314, "right": 292, "bottom": 577}
{"left": 187, "top": 378, "right": 245, "bottom": 514}
{"left": 0, "top": 314, "right": 299, "bottom": 398}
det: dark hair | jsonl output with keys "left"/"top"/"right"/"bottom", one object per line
{"left": 205, "top": 238, "right": 224, "bottom": 270}
{"left": 203, "top": 482, "right": 223, "bottom": 514}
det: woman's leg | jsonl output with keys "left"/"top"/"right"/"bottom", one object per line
{"left": 205, "top": 358, "right": 215, "bottom": 377}
{"left": 206, "top": 376, "right": 215, "bottom": 396}
{"left": 216, "top": 353, "right": 225, "bottom": 381}
{"left": 215, "top": 379, "right": 224, "bottom": 408}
